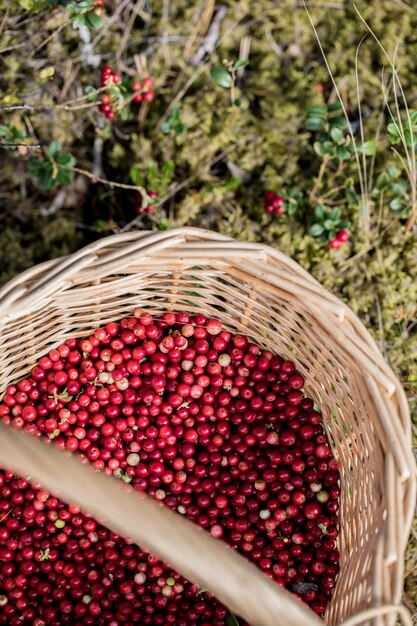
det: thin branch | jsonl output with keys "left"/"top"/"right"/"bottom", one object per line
{"left": 0, "top": 141, "right": 41, "bottom": 149}
{"left": 0, "top": 104, "right": 34, "bottom": 112}
{"left": 63, "top": 164, "right": 147, "bottom": 193}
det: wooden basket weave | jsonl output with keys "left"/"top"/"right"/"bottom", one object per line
{"left": 0, "top": 227, "right": 415, "bottom": 626}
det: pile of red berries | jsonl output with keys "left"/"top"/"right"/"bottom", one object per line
{"left": 0, "top": 310, "right": 340, "bottom": 625}
{"left": 99, "top": 67, "right": 121, "bottom": 120}
{"left": 327, "top": 230, "right": 350, "bottom": 249}
{"left": 264, "top": 191, "right": 285, "bottom": 215}
{"left": 135, "top": 191, "right": 158, "bottom": 216}
{"left": 131, "top": 77, "right": 155, "bottom": 104}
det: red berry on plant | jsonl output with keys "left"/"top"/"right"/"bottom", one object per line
{"left": 133, "top": 93, "right": 143, "bottom": 103}
{"left": 335, "top": 229, "right": 350, "bottom": 243}
{"left": 143, "top": 89, "right": 155, "bottom": 102}
{"left": 132, "top": 81, "right": 142, "bottom": 91}
{"left": 143, "top": 76, "right": 153, "bottom": 89}
{"left": 328, "top": 238, "right": 343, "bottom": 249}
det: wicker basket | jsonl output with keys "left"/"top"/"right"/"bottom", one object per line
{"left": 0, "top": 227, "right": 415, "bottom": 626}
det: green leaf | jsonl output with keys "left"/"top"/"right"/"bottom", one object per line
{"left": 309, "top": 223, "right": 324, "bottom": 237}
{"left": 387, "top": 122, "right": 401, "bottom": 144}
{"left": 38, "top": 168, "right": 54, "bottom": 190}
{"left": 226, "top": 612, "right": 240, "bottom": 626}
{"left": 324, "top": 220, "right": 335, "bottom": 230}
{"left": 210, "top": 67, "right": 232, "bottom": 89}
{"left": 346, "top": 188, "right": 358, "bottom": 204}
{"left": 374, "top": 172, "right": 389, "bottom": 190}
{"left": 306, "top": 105, "right": 326, "bottom": 117}
{"left": 305, "top": 117, "right": 325, "bottom": 131}
{"left": 322, "top": 141, "right": 335, "bottom": 154}
{"left": 313, "top": 141, "right": 326, "bottom": 157}
{"left": 329, "top": 207, "right": 341, "bottom": 221}
{"left": 330, "top": 127, "right": 344, "bottom": 144}
{"left": 56, "top": 153, "right": 75, "bottom": 167}
{"left": 387, "top": 164, "right": 400, "bottom": 179}
{"left": 28, "top": 157, "right": 43, "bottom": 174}
{"left": 85, "top": 11, "right": 102, "bottom": 29}
{"left": 389, "top": 197, "right": 403, "bottom": 211}
{"left": 234, "top": 59, "right": 249, "bottom": 69}
{"left": 72, "top": 13, "right": 86, "bottom": 29}
{"left": 56, "top": 169, "right": 73, "bottom": 187}
{"left": 314, "top": 205, "right": 324, "bottom": 219}
{"left": 160, "top": 121, "right": 171, "bottom": 134}
{"left": 329, "top": 116, "right": 347, "bottom": 129}
{"left": 47, "top": 141, "right": 61, "bottom": 157}
{"left": 358, "top": 139, "right": 376, "bottom": 156}
{"left": 327, "top": 102, "right": 343, "bottom": 113}
{"left": 392, "top": 180, "right": 408, "bottom": 196}
{"left": 336, "top": 145, "right": 349, "bottom": 160}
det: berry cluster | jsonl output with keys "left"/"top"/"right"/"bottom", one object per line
{"left": 264, "top": 191, "right": 285, "bottom": 215}
{"left": 132, "top": 77, "right": 155, "bottom": 104}
{"left": 0, "top": 310, "right": 340, "bottom": 625}
{"left": 135, "top": 191, "right": 158, "bottom": 216}
{"left": 327, "top": 230, "right": 350, "bottom": 249}
{"left": 99, "top": 67, "right": 121, "bottom": 120}
{"left": 93, "top": 0, "right": 106, "bottom": 16}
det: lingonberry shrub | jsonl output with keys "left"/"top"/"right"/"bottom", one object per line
{"left": 0, "top": 310, "right": 340, "bottom": 625}
{"left": 130, "top": 161, "right": 175, "bottom": 218}
{"left": 28, "top": 141, "right": 75, "bottom": 191}
{"left": 309, "top": 205, "right": 350, "bottom": 249}
{"left": 67, "top": 0, "right": 107, "bottom": 31}
{"left": 98, "top": 69, "right": 156, "bottom": 121}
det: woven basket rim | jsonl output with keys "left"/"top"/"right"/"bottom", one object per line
{"left": 0, "top": 227, "right": 415, "bottom": 626}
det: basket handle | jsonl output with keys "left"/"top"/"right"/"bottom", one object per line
{"left": 0, "top": 423, "right": 322, "bottom": 626}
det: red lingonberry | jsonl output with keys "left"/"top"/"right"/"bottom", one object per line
{"left": 143, "top": 89, "right": 155, "bottom": 102}
{"left": 143, "top": 77, "right": 153, "bottom": 89}
{"left": 335, "top": 229, "right": 350, "bottom": 243}
{"left": 328, "top": 238, "right": 343, "bottom": 249}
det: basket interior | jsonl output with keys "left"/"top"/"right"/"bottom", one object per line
{"left": 0, "top": 257, "right": 405, "bottom": 626}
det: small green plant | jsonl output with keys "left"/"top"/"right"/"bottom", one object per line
{"left": 28, "top": 141, "right": 75, "bottom": 190}
{"left": 130, "top": 160, "right": 175, "bottom": 198}
{"left": 387, "top": 110, "right": 417, "bottom": 149}
{"left": 282, "top": 188, "right": 306, "bottom": 216}
{"left": 372, "top": 164, "right": 409, "bottom": 215}
{"left": 0, "top": 123, "right": 27, "bottom": 149}
{"left": 210, "top": 59, "right": 248, "bottom": 104}
{"left": 161, "top": 107, "right": 186, "bottom": 135}
{"left": 309, "top": 205, "right": 350, "bottom": 244}
{"left": 67, "top": 0, "right": 106, "bottom": 31}
{"left": 305, "top": 102, "right": 376, "bottom": 161}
